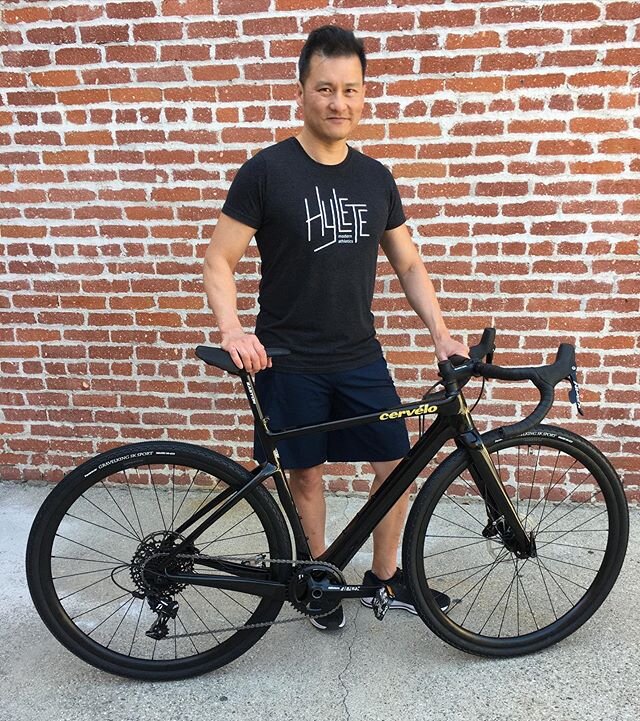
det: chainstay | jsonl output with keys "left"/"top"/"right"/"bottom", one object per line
{"left": 160, "top": 555, "right": 343, "bottom": 640}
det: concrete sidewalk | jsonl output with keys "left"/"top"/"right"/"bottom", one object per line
{"left": 1, "top": 481, "right": 638, "bottom": 721}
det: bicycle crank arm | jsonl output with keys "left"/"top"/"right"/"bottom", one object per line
{"left": 162, "top": 571, "right": 286, "bottom": 599}
{"left": 322, "top": 583, "right": 382, "bottom": 600}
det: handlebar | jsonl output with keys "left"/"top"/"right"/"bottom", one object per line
{"left": 438, "top": 329, "right": 578, "bottom": 440}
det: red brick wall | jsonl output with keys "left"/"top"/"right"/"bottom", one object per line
{"left": 1, "top": 1, "right": 638, "bottom": 500}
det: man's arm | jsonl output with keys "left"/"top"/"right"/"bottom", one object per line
{"left": 203, "top": 212, "right": 270, "bottom": 373}
{"left": 380, "top": 224, "right": 469, "bottom": 361}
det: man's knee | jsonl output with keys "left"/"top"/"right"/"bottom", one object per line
{"left": 289, "top": 464, "right": 324, "bottom": 493}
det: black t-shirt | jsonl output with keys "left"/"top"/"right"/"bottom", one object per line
{"left": 222, "top": 137, "right": 406, "bottom": 372}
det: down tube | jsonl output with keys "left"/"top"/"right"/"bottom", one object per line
{"left": 320, "top": 415, "right": 456, "bottom": 571}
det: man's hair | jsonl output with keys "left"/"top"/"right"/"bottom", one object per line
{"left": 298, "top": 25, "right": 366, "bottom": 85}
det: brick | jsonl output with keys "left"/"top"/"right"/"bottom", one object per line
{"left": 388, "top": 122, "right": 441, "bottom": 139}
{"left": 481, "top": 5, "right": 540, "bottom": 23}
{"left": 543, "top": 50, "right": 597, "bottom": 67}
{"left": 65, "top": 130, "right": 113, "bottom": 145}
{"left": 446, "top": 31, "right": 499, "bottom": 50}
{"left": 43, "top": 150, "right": 89, "bottom": 165}
{"left": 570, "top": 160, "right": 624, "bottom": 175}
{"left": 277, "top": 0, "right": 331, "bottom": 7}
{"left": 605, "top": 2, "right": 640, "bottom": 20}
{"left": 531, "top": 222, "right": 588, "bottom": 236}
{"left": 605, "top": 48, "right": 640, "bottom": 66}
{"left": 506, "top": 74, "right": 566, "bottom": 90}
{"left": 570, "top": 71, "right": 628, "bottom": 87}
{"left": 110, "top": 88, "right": 162, "bottom": 103}
{"left": 30, "top": 70, "right": 79, "bottom": 87}
{"left": 106, "top": 45, "right": 157, "bottom": 63}
{"left": 420, "top": 9, "right": 476, "bottom": 28}
{"left": 220, "top": 0, "right": 269, "bottom": 12}
{"left": 538, "top": 139, "right": 592, "bottom": 155}
{"left": 542, "top": 2, "right": 601, "bottom": 21}
{"left": 106, "top": 1, "right": 156, "bottom": 18}
{"left": 3, "top": 50, "right": 51, "bottom": 68}
{"left": 386, "top": 34, "right": 438, "bottom": 52}
{"left": 13, "top": 131, "right": 61, "bottom": 146}
{"left": 26, "top": 27, "right": 76, "bottom": 44}
{"left": 79, "top": 24, "right": 129, "bottom": 44}
{"left": 572, "top": 26, "right": 627, "bottom": 45}
{"left": 133, "top": 22, "right": 183, "bottom": 41}
{"left": 55, "top": 47, "right": 101, "bottom": 65}
{"left": 476, "top": 182, "right": 528, "bottom": 197}
{"left": 52, "top": 5, "right": 104, "bottom": 22}
{"left": 570, "top": 118, "right": 628, "bottom": 133}
{"left": 480, "top": 53, "right": 537, "bottom": 72}
{"left": 509, "top": 120, "right": 565, "bottom": 134}
{"left": 446, "top": 77, "right": 503, "bottom": 93}
{"left": 358, "top": 12, "right": 415, "bottom": 31}
{"left": 507, "top": 28, "right": 564, "bottom": 47}
{"left": 451, "top": 121, "right": 503, "bottom": 136}
{"left": 387, "top": 79, "right": 443, "bottom": 96}
{"left": 420, "top": 55, "right": 475, "bottom": 74}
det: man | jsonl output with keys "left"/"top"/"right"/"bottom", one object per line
{"left": 203, "top": 26, "right": 469, "bottom": 630}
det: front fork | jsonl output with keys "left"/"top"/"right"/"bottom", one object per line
{"left": 455, "top": 426, "right": 536, "bottom": 559}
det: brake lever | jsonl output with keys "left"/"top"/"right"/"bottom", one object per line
{"left": 567, "top": 366, "right": 584, "bottom": 416}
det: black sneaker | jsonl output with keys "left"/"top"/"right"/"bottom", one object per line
{"left": 309, "top": 605, "right": 345, "bottom": 631}
{"left": 361, "top": 568, "right": 450, "bottom": 614}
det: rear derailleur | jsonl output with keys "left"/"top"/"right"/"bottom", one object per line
{"left": 145, "top": 595, "right": 179, "bottom": 640}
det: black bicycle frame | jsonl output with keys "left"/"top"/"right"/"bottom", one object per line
{"left": 164, "top": 370, "right": 531, "bottom": 597}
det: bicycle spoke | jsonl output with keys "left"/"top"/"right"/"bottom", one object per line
{"left": 149, "top": 465, "right": 168, "bottom": 531}
{"left": 99, "top": 479, "right": 142, "bottom": 540}
{"left": 106, "top": 597, "right": 137, "bottom": 649}
{"left": 53, "top": 564, "right": 127, "bottom": 581}
{"left": 55, "top": 534, "right": 129, "bottom": 565}
{"left": 423, "top": 537, "right": 498, "bottom": 560}
{"left": 124, "top": 469, "right": 145, "bottom": 539}
{"left": 535, "top": 553, "right": 598, "bottom": 576}
{"left": 59, "top": 568, "right": 127, "bottom": 601}
{"left": 64, "top": 513, "right": 140, "bottom": 542}
{"left": 79, "top": 494, "right": 143, "bottom": 541}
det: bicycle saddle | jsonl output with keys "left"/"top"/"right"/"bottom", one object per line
{"left": 195, "top": 345, "right": 290, "bottom": 375}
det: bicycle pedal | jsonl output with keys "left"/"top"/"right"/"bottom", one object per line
{"left": 372, "top": 586, "right": 391, "bottom": 621}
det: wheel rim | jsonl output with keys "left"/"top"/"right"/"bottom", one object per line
{"left": 42, "top": 459, "right": 281, "bottom": 665}
{"left": 418, "top": 437, "right": 621, "bottom": 645}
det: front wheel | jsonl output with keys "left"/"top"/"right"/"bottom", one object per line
{"left": 26, "top": 441, "right": 292, "bottom": 680}
{"left": 403, "top": 425, "right": 629, "bottom": 657}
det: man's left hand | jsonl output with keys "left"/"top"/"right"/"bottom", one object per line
{"left": 434, "top": 336, "right": 470, "bottom": 362}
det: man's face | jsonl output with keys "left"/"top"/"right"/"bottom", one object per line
{"left": 296, "top": 53, "right": 365, "bottom": 144}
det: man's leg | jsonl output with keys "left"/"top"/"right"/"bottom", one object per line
{"left": 288, "top": 464, "right": 326, "bottom": 557}
{"left": 369, "top": 458, "right": 409, "bottom": 580}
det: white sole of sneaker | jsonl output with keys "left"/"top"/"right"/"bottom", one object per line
{"left": 309, "top": 616, "right": 346, "bottom": 630}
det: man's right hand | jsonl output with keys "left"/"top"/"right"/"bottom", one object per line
{"left": 221, "top": 329, "right": 271, "bottom": 373}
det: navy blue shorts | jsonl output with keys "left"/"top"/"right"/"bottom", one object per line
{"left": 253, "top": 357, "right": 410, "bottom": 469}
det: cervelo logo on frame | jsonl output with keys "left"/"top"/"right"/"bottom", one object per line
{"left": 378, "top": 403, "right": 438, "bottom": 421}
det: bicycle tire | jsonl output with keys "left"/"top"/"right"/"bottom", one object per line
{"left": 402, "top": 424, "right": 629, "bottom": 657}
{"left": 26, "top": 441, "right": 292, "bottom": 680}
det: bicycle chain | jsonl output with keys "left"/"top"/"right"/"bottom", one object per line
{"left": 151, "top": 554, "right": 344, "bottom": 641}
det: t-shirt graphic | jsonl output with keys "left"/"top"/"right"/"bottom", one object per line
{"left": 305, "top": 186, "right": 370, "bottom": 252}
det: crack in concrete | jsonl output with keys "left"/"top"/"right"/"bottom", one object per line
{"left": 337, "top": 602, "right": 361, "bottom": 721}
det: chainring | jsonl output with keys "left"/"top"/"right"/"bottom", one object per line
{"left": 287, "top": 561, "right": 346, "bottom": 617}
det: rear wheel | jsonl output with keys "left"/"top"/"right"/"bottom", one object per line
{"left": 26, "top": 441, "right": 292, "bottom": 680}
{"left": 403, "top": 425, "right": 629, "bottom": 657}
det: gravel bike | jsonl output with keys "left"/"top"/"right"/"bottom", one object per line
{"left": 26, "top": 328, "right": 629, "bottom": 680}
